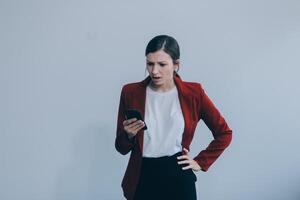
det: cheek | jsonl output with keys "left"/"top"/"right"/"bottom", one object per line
{"left": 162, "top": 66, "right": 174, "bottom": 73}
{"left": 165, "top": 67, "right": 175, "bottom": 76}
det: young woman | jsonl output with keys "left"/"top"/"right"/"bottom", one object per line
{"left": 115, "top": 35, "right": 233, "bottom": 200}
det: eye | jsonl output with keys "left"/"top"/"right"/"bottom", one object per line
{"left": 147, "top": 62, "right": 154, "bottom": 66}
{"left": 160, "top": 63, "right": 166, "bottom": 67}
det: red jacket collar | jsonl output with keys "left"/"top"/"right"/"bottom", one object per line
{"left": 139, "top": 72, "right": 187, "bottom": 96}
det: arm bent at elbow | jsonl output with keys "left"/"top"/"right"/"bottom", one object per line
{"left": 115, "top": 132, "right": 136, "bottom": 155}
{"left": 193, "top": 84, "right": 233, "bottom": 171}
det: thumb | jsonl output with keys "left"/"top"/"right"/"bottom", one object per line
{"left": 183, "top": 148, "right": 189, "bottom": 153}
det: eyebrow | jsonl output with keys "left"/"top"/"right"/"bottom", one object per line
{"left": 146, "top": 60, "right": 167, "bottom": 63}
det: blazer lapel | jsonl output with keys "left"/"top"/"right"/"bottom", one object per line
{"left": 132, "top": 76, "right": 150, "bottom": 153}
{"left": 174, "top": 75, "right": 191, "bottom": 151}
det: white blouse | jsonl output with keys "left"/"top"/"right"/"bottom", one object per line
{"left": 142, "top": 84, "right": 185, "bottom": 157}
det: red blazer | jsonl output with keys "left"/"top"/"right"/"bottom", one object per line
{"left": 115, "top": 73, "right": 233, "bottom": 200}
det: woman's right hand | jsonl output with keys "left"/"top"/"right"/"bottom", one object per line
{"left": 123, "top": 118, "right": 145, "bottom": 138}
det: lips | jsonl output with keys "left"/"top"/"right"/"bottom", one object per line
{"left": 152, "top": 77, "right": 161, "bottom": 82}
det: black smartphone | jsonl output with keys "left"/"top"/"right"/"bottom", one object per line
{"left": 124, "top": 108, "right": 147, "bottom": 130}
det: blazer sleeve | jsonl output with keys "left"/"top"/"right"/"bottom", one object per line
{"left": 114, "top": 87, "right": 137, "bottom": 155}
{"left": 193, "top": 84, "right": 233, "bottom": 172}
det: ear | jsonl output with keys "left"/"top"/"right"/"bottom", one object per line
{"left": 174, "top": 59, "right": 180, "bottom": 70}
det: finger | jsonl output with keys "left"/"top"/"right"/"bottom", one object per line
{"left": 182, "top": 165, "right": 192, "bottom": 170}
{"left": 183, "top": 148, "right": 189, "bottom": 153}
{"left": 123, "top": 118, "right": 137, "bottom": 126}
{"left": 177, "top": 155, "right": 189, "bottom": 160}
{"left": 127, "top": 118, "right": 138, "bottom": 125}
{"left": 127, "top": 122, "right": 144, "bottom": 133}
{"left": 126, "top": 120, "right": 141, "bottom": 128}
{"left": 124, "top": 119, "right": 132, "bottom": 126}
{"left": 131, "top": 122, "right": 145, "bottom": 131}
{"left": 128, "top": 120, "right": 144, "bottom": 129}
{"left": 136, "top": 123, "right": 145, "bottom": 131}
{"left": 127, "top": 118, "right": 138, "bottom": 124}
{"left": 177, "top": 160, "right": 191, "bottom": 165}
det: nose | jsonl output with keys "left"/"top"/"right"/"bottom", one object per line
{"left": 151, "top": 64, "right": 159, "bottom": 74}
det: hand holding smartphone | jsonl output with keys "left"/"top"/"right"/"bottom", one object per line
{"left": 124, "top": 108, "right": 147, "bottom": 130}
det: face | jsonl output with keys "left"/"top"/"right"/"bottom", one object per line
{"left": 146, "top": 49, "right": 179, "bottom": 88}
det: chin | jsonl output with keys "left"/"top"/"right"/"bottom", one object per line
{"left": 152, "top": 81, "right": 163, "bottom": 86}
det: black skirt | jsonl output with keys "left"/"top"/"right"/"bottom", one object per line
{"left": 133, "top": 151, "right": 197, "bottom": 200}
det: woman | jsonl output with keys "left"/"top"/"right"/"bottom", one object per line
{"left": 115, "top": 35, "right": 233, "bottom": 200}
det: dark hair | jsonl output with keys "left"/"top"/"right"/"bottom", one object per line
{"left": 145, "top": 35, "right": 180, "bottom": 65}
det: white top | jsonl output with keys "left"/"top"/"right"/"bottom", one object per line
{"left": 142, "top": 84, "right": 185, "bottom": 157}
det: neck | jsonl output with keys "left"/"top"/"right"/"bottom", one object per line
{"left": 149, "top": 78, "right": 175, "bottom": 92}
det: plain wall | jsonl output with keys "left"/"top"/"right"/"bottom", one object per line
{"left": 1, "top": 0, "right": 300, "bottom": 199}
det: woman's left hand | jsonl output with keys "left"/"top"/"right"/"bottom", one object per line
{"left": 177, "top": 148, "right": 202, "bottom": 171}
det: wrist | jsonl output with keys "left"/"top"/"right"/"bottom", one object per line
{"left": 127, "top": 133, "right": 135, "bottom": 141}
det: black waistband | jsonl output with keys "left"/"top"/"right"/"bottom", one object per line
{"left": 142, "top": 151, "right": 183, "bottom": 162}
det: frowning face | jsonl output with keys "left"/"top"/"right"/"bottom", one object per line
{"left": 146, "top": 49, "right": 179, "bottom": 91}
